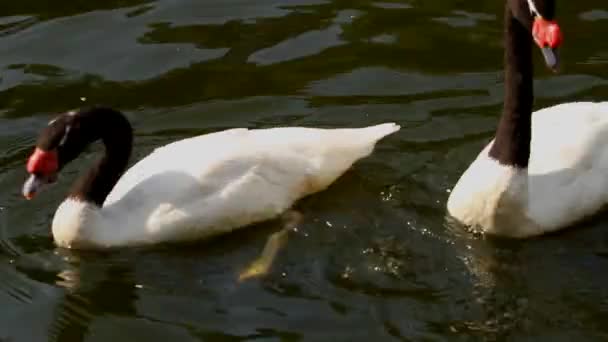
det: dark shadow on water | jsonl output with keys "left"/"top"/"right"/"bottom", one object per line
{"left": 48, "top": 262, "right": 137, "bottom": 342}
{"left": 0, "top": 0, "right": 154, "bottom": 20}
{"left": 10, "top": 214, "right": 302, "bottom": 341}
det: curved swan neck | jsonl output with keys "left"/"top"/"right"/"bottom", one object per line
{"left": 488, "top": 3, "right": 534, "bottom": 168}
{"left": 68, "top": 109, "right": 133, "bottom": 206}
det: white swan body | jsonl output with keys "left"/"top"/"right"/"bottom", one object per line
{"left": 447, "top": 101, "right": 608, "bottom": 237}
{"left": 51, "top": 123, "right": 400, "bottom": 248}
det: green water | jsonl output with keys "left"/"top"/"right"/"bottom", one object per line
{"left": 0, "top": 0, "right": 607, "bottom": 340}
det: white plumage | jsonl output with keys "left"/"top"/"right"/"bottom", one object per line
{"left": 448, "top": 101, "right": 608, "bottom": 237}
{"left": 51, "top": 123, "right": 400, "bottom": 248}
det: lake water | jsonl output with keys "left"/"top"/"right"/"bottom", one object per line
{"left": 1, "top": 0, "right": 607, "bottom": 341}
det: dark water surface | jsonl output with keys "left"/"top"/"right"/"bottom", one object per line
{"left": 1, "top": 1, "right": 608, "bottom": 341}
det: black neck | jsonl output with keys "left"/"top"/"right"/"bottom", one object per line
{"left": 488, "top": 3, "right": 534, "bottom": 168}
{"left": 68, "top": 110, "right": 133, "bottom": 206}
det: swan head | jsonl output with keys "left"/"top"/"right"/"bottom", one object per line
{"left": 22, "top": 107, "right": 112, "bottom": 200}
{"left": 510, "top": 0, "right": 562, "bottom": 71}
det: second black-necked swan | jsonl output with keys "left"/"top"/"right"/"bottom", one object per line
{"left": 447, "top": 0, "right": 608, "bottom": 237}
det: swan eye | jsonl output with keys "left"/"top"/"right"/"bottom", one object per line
{"left": 59, "top": 125, "right": 71, "bottom": 147}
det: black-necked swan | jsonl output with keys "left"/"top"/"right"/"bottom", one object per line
{"left": 447, "top": 0, "right": 608, "bottom": 237}
{"left": 22, "top": 107, "right": 400, "bottom": 249}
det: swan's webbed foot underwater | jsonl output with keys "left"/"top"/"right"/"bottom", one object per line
{"left": 238, "top": 210, "right": 303, "bottom": 281}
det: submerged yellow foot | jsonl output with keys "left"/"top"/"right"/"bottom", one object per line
{"left": 238, "top": 210, "right": 302, "bottom": 281}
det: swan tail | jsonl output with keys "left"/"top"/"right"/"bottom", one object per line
{"left": 300, "top": 122, "right": 401, "bottom": 196}
{"left": 325, "top": 122, "right": 400, "bottom": 163}
{"left": 357, "top": 122, "right": 401, "bottom": 142}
